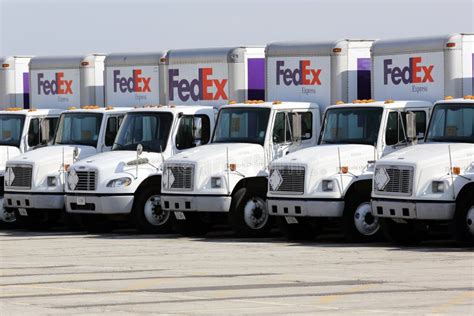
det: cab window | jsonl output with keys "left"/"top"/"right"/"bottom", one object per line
{"left": 27, "top": 118, "right": 40, "bottom": 147}
{"left": 272, "top": 111, "right": 312, "bottom": 144}
{"left": 176, "top": 115, "right": 211, "bottom": 150}
{"left": 386, "top": 111, "right": 427, "bottom": 146}
{"left": 105, "top": 117, "right": 119, "bottom": 147}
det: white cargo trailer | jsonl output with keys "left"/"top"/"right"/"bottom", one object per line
{"left": 164, "top": 47, "right": 265, "bottom": 106}
{"left": 105, "top": 52, "right": 166, "bottom": 107}
{"left": 0, "top": 56, "right": 32, "bottom": 109}
{"left": 29, "top": 55, "right": 106, "bottom": 109}
{"left": 371, "top": 33, "right": 474, "bottom": 244}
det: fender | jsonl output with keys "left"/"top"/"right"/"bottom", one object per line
{"left": 456, "top": 182, "right": 474, "bottom": 205}
{"left": 132, "top": 175, "right": 162, "bottom": 210}
{"left": 231, "top": 176, "right": 268, "bottom": 197}
{"left": 343, "top": 179, "right": 372, "bottom": 201}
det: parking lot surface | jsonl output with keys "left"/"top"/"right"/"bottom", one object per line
{"left": 0, "top": 229, "right": 473, "bottom": 315}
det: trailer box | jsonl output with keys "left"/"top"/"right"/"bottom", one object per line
{"left": 29, "top": 54, "right": 106, "bottom": 109}
{"left": 266, "top": 40, "right": 374, "bottom": 111}
{"left": 0, "top": 56, "right": 32, "bottom": 108}
{"left": 164, "top": 47, "right": 265, "bottom": 106}
{"left": 372, "top": 33, "right": 474, "bottom": 103}
{"left": 105, "top": 52, "right": 166, "bottom": 107}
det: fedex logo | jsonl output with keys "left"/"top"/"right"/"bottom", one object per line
{"left": 113, "top": 69, "right": 151, "bottom": 93}
{"left": 37, "top": 72, "right": 73, "bottom": 95}
{"left": 276, "top": 60, "right": 322, "bottom": 86}
{"left": 384, "top": 57, "right": 434, "bottom": 85}
{"left": 169, "top": 68, "right": 228, "bottom": 101}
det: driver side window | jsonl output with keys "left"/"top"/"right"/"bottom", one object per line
{"left": 385, "top": 111, "right": 427, "bottom": 146}
{"left": 175, "top": 115, "right": 211, "bottom": 150}
{"left": 27, "top": 118, "right": 40, "bottom": 147}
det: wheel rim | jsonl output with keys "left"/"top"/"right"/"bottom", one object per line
{"left": 466, "top": 206, "right": 474, "bottom": 236}
{"left": 354, "top": 202, "right": 380, "bottom": 236}
{"left": 143, "top": 195, "right": 169, "bottom": 226}
{"left": 243, "top": 196, "right": 269, "bottom": 230}
{"left": 1, "top": 210, "right": 16, "bottom": 223}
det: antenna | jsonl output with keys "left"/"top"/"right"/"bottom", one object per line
{"left": 448, "top": 145, "right": 456, "bottom": 199}
{"left": 337, "top": 146, "right": 344, "bottom": 194}
{"left": 226, "top": 146, "right": 230, "bottom": 195}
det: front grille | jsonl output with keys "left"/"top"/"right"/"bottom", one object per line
{"left": 165, "top": 164, "right": 194, "bottom": 191}
{"left": 8, "top": 166, "right": 32, "bottom": 189}
{"left": 375, "top": 166, "right": 413, "bottom": 196}
{"left": 75, "top": 171, "right": 97, "bottom": 191}
{"left": 269, "top": 165, "right": 305, "bottom": 194}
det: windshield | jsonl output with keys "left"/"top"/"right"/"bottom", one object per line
{"left": 113, "top": 112, "right": 173, "bottom": 152}
{"left": 0, "top": 114, "right": 26, "bottom": 147}
{"left": 54, "top": 113, "right": 103, "bottom": 147}
{"left": 426, "top": 103, "right": 474, "bottom": 143}
{"left": 212, "top": 107, "right": 271, "bottom": 145}
{"left": 320, "top": 107, "right": 383, "bottom": 145}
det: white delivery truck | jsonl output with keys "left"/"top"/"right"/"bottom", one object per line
{"left": 62, "top": 52, "right": 214, "bottom": 233}
{"left": 160, "top": 40, "right": 374, "bottom": 237}
{"left": 371, "top": 34, "right": 474, "bottom": 245}
{"left": 4, "top": 106, "right": 129, "bottom": 228}
{"left": 1, "top": 56, "right": 32, "bottom": 108}
{"left": 164, "top": 46, "right": 266, "bottom": 105}
{"left": 29, "top": 55, "right": 106, "bottom": 108}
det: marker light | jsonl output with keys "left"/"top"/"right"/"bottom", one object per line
{"left": 160, "top": 57, "right": 167, "bottom": 63}
{"left": 444, "top": 96, "right": 454, "bottom": 100}
{"left": 68, "top": 106, "right": 77, "bottom": 110}
{"left": 384, "top": 99, "right": 395, "bottom": 104}
{"left": 63, "top": 164, "right": 70, "bottom": 171}
{"left": 105, "top": 106, "right": 114, "bottom": 110}
{"left": 452, "top": 167, "right": 461, "bottom": 175}
{"left": 81, "top": 61, "right": 89, "bottom": 66}
{"left": 464, "top": 95, "right": 474, "bottom": 100}
{"left": 341, "top": 166, "right": 349, "bottom": 174}
{"left": 2, "top": 63, "right": 9, "bottom": 68}
{"left": 272, "top": 101, "right": 282, "bottom": 105}
{"left": 28, "top": 108, "right": 37, "bottom": 112}
{"left": 229, "top": 163, "right": 237, "bottom": 171}
{"left": 336, "top": 101, "right": 345, "bottom": 105}
{"left": 332, "top": 48, "right": 342, "bottom": 53}
{"left": 228, "top": 100, "right": 236, "bottom": 104}
{"left": 446, "top": 42, "right": 456, "bottom": 48}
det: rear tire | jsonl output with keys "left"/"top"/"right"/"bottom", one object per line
{"left": 171, "top": 212, "right": 212, "bottom": 236}
{"left": 453, "top": 196, "right": 474, "bottom": 245}
{"left": 342, "top": 199, "right": 381, "bottom": 243}
{"left": 81, "top": 214, "right": 114, "bottom": 233}
{"left": 277, "top": 217, "right": 320, "bottom": 241}
{"left": 380, "top": 218, "right": 423, "bottom": 246}
{"left": 131, "top": 187, "right": 172, "bottom": 234}
{"left": 228, "top": 188, "right": 272, "bottom": 238}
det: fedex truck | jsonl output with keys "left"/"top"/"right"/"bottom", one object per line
{"left": 0, "top": 56, "right": 32, "bottom": 108}
{"left": 160, "top": 40, "right": 373, "bottom": 237}
{"left": 371, "top": 33, "right": 474, "bottom": 244}
{"left": 29, "top": 55, "right": 106, "bottom": 109}
{"left": 164, "top": 47, "right": 266, "bottom": 105}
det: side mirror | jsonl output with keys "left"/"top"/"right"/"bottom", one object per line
{"left": 193, "top": 117, "right": 203, "bottom": 146}
{"left": 405, "top": 112, "right": 417, "bottom": 141}
{"left": 291, "top": 113, "right": 302, "bottom": 143}
{"left": 73, "top": 146, "right": 79, "bottom": 161}
{"left": 136, "top": 144, "right": 143, "bottom": 156}
{"left": 40, "top": 120, "right": 50, "bottom": 144}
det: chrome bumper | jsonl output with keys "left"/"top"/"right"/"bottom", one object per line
{"left": 65, "top": 194, "right": 134, "bottom": 214}
{"left": 267, "top": 198, "right": 345, "bottom": 217}
{"left": 161, "top": 194, "right": 232, "bottom": 213}
{"left": 371, "top": 199, "right": 456, "bottom": 220}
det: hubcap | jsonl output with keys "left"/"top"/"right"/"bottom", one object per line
{"left": 243, "top": 197, "right": 268, "bottom": 230}
{"left": 144, "top": 195, "right": 169, "bottom": 226}
{"left": 0, "top": 198, "right": 15, "bottom": 223}
{"left": 354, "top": 202, "right": 380, "bottom": 236}
{"left": 466, "top": 206, "right": 474, "bottom": 235}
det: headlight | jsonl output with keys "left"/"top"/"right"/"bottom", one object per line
{"left": 322, "top": 180, "right": 334, "bottom": 191}
{"left": 107, "top": 177, "right": 132, "bottom": 188}
{"left": 211, "top": 177, "right": 222, "bottom": 188}
{"left": 432, "top": 181, "right": 445, "bottom": 193}
{"left": 47, "top": 176, "right": 57, "bottom": 187}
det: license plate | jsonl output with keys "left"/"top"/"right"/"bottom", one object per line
{"left": 77, "top": 197, "right": 86, "bottom": 206}
{"left": 18, "top": 208, "right": 28, "bottom": 216}
{"left": 285, "top": 216, "right": 298, "bottom": 224}
{"left": 174, "top": 211, "right": 186, "bottom": 220}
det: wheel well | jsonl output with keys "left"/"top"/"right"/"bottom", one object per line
{"left": 344, "top": 179, "right": 372, "bottom": 202}
{"left": 456, "top": 182, "right": 474, "bottom": 205}
{"left": 135, "top": 175, "right": 162, "bottom": 195}
{"left": 231, "top": 176, "right": 268, "bottom": 197}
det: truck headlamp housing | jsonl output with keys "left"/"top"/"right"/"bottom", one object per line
{"left": 107, "top": 177, "right": 132, "bottom": 188}
{"left": 47, "top": 176, "right": 57, "bottom": 187}
{"left": 432, "top": 181, "right": 445, "bottom": 193}
{"left": 322, "top": 180, "right": 334, "bottom": 192}
{"left": 211, "top": 177, "right": 222, "bottom": 188}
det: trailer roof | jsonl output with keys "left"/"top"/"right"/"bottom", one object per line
{"left": 105, "top": 52, "right": 166, "bottom": 67}
{"left": 166, "top": 46, "right": 263, "bottom": 64}
{"left": 266, "top": 39, "right": 374, "bottom": 57}
{"left": 30, "top": 54, "right": 106, "bottom": 70}
{"left": 372, "top": 33, "right": 474, "bottom": 55}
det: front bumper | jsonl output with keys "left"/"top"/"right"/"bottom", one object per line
{"left": 371, "top": 198, "right": 456, "bottom": 220}
{"left": 65, "top": 194, "right": 134, "bottom": 214}
{"left": 161, "top": 194, "right": 232, "bottom": 213}
{"left": 4, "top": 192, "right": 65, "bottom": 210}
{"left": 267, "top": 197, "right": 345, "bottom": 217}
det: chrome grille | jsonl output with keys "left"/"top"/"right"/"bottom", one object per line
{"left": 165, "top": 164, "right": 194, "bottom": 191}
{"left": 9, "top": 166, "right": 32, "bottom": 189}
{"left": 269, "top": 165, "right": 305, "bottom": 194}
{"left": 375, "top": 166, "right": 413, "bottom": 196}
{"left": 75, "top": 170, "right": 97, "bottom": 191}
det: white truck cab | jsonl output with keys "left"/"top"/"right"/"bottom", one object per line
{"left": 0, "top": 108, "right": 61, "bottom": 223}
{"left": 3, "top": 106, "right": 129, "bottom": 227}
{"left": 267, "top": 100, "right": 432, "bottom": 241}
{"left": 64, "top": 105, "right": 215, "bottom": 233}
{"left": 372, "top": 98, "right": 474, "bottom": 244}
{"left": 161, "top": 101, "right": 321, "bottom": 236}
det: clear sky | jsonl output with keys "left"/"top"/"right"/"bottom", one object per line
{"left": 0, "top": 0, "right": 473, "bottom": 56}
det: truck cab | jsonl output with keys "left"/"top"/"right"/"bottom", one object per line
{"left": 267, "top": 100, "right": 432, "bottom": 241}
{"left": 0, "top": 108, "right": 61, "bottom": 223}
{"left": 64, "top": 105, "right": 215, "bottom": 233}
{"left": 372, "top": 97, "right": 474, "bottom": 244}
{"left": 161, "top": 101, "right": 321, "bottom": 237}
{"left": 3, "top": 106, "right": 128, "bottom": 227}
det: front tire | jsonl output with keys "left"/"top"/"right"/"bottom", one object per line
{"left": 453, "top": 196, "right": 474, "bottom": 244}
{"left": 229, "top": 188, "right": 272, "bottom": 238}
{"left": 131, "top": 187, "right": 172, "bottom": 234}
{"left": 342, "top": 200, "right": 380, "bottom": 242}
